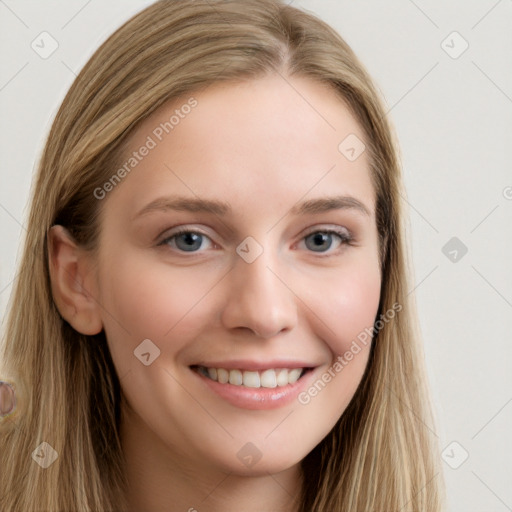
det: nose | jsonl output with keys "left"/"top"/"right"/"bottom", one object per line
{"left": 220, "top": 248, "right": 298, "bottom": 339}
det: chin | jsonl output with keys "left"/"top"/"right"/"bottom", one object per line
{"left": 212, "top": 446, "right": 306, "bottom": 477}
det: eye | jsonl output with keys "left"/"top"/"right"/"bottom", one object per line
{"left": 300, "top": 229, "right": 352, "bottom": 253}
{"left": 158, "top": 229, "right": 214, "bottom": 252}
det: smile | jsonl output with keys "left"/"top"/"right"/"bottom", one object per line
{"left": 194, "top": 365, "right": 310, "bottom": 388}
{"left": 190, "top": 361, "right": 318, "bottom": 410}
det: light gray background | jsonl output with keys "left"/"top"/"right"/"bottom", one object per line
{"left": 1, "top": 1, "right": 511, "bottom": 510}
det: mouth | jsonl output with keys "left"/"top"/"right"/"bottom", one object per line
{"left": 191, "top": 365, "right": 314, "bottom": 389}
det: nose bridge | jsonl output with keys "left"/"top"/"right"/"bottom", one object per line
{"left": 220, "top": 244, "right": 298, "bottom": 338}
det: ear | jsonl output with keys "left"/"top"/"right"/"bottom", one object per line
{"left": 47, "top": 225, "right": 103, "bottom": 335}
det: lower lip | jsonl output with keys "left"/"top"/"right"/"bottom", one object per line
{"left": 191, "top": 367, "right": 316, "bottom": 410}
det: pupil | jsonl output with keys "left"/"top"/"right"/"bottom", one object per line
{"left": 177, "top": 233, "right": 202, "bottom": 251}
{"left": 307, "top": 232, "right": 332, "bottom": 252}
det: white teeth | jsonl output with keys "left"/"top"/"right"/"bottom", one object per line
{"left": 197, "top": 366, "right": 306, "bottom": 388}
{"left": 217, "top": 368, "right": 229, "bottom": 384}
{"left": 288, "top": 368, "right": 302, "bottom": 384}
{"left": 260, "top": 369, "right": 277, "bottom": 388}
{"left": 229, "top": 369, "right": 243, "bottom": 386}
{"left": 243, "top": 371, "right": 260, "bottom": 388}
{"left": 276, "top": 369, "right": 289, "bottom": 387}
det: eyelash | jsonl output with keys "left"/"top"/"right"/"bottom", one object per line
{"left": 298, "top": 228, "right": 353, "bottom": 254}
{"left": 157, "top": 227, "right": 354, "bottom": 255}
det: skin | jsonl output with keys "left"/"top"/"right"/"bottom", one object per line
{"left": 0, "top": 382, "right": 15, "bottom": 416}
{"left": 49, "top": 74, "right": 382, "bottom": 512}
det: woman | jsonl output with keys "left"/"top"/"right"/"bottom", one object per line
{"left": 0, "top": 0, "right": 445, "bottom": 510}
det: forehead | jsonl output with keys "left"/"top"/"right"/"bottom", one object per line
{"left": 106, "top": 74, "right": 375, "bottom": 217}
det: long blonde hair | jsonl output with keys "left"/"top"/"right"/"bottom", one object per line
{"left": 0, "top": 1, "right": 445, "bottom": 510}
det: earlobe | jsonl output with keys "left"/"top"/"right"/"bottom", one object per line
{"left": 47, "top": 225, "right": 103, "bottom": 335}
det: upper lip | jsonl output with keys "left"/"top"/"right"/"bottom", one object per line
{"left": 191, "top": 360, "right": 319, "bottom": 371}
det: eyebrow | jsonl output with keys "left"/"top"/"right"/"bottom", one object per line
{"left": 134, "top": 194, "right": 371, "bottom": 219}
{"left": 134, "top": 196, "right": 230, "bottom": 219}
{"left": 290, "top": 196, "right": 371, "bottom": 217}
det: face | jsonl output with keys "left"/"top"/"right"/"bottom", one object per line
{"left": 90, "top": 74, "right": 381, "bottom": 476}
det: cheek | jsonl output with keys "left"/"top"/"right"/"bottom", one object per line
{"left": 96, "top": 252, "right": 220, "bottom": 367}
{"left": 296, "top": 260, "right": 380, "bottom": 427}
{"left": 334, "top": 268, "right": 380, "bottom": 350}
{"left": 306, "top": 254, "right": 381, "bottom": 357}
